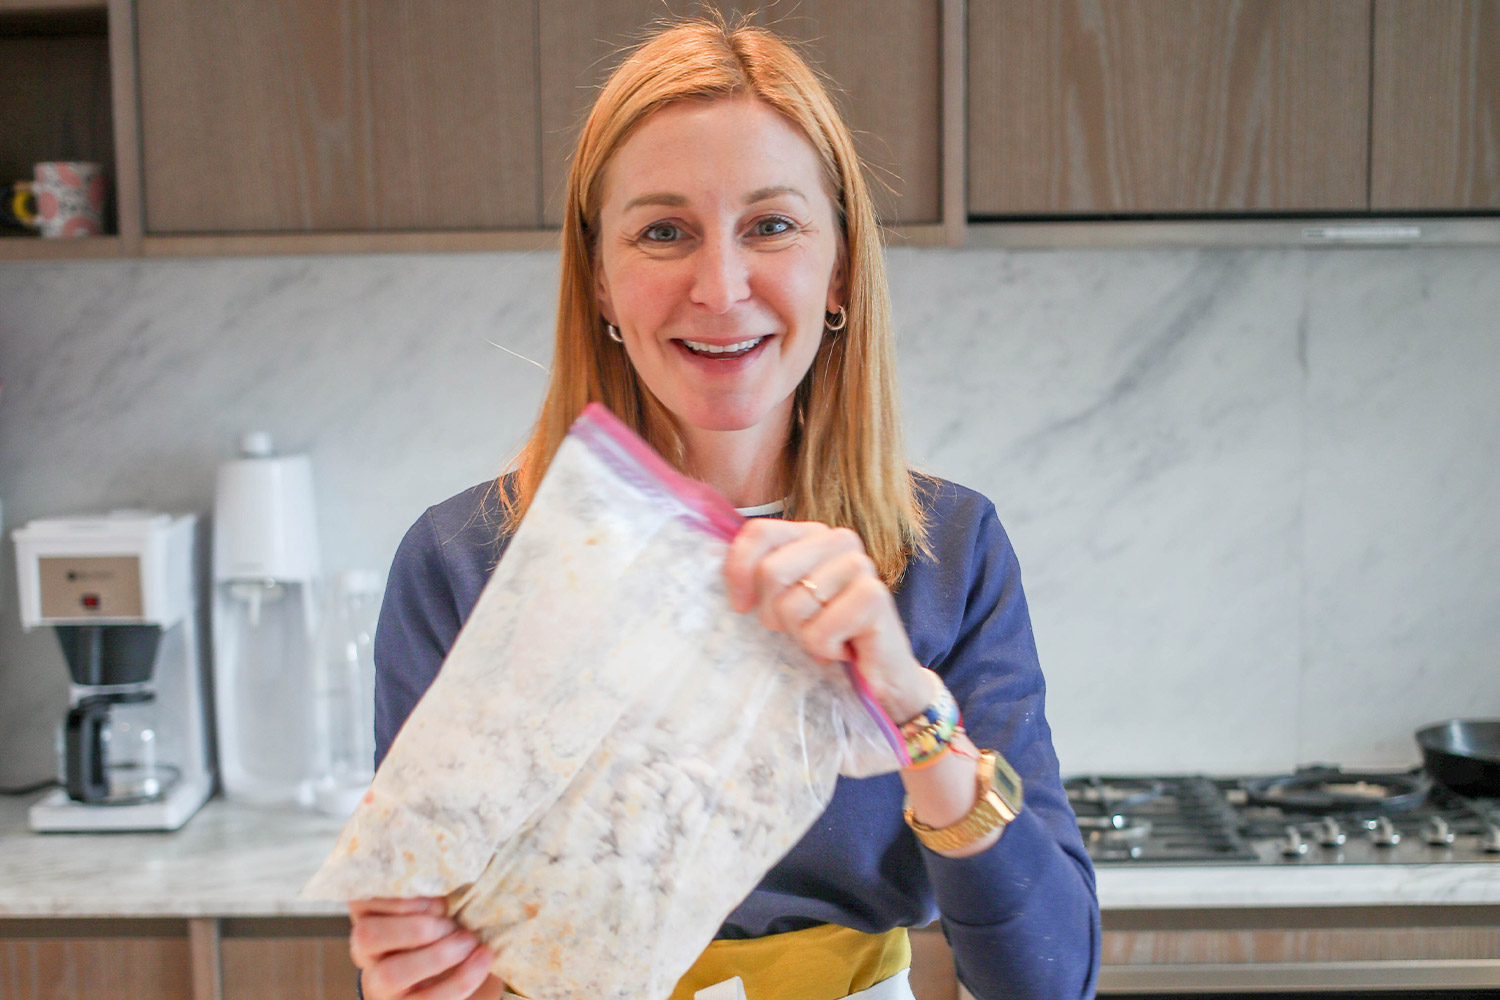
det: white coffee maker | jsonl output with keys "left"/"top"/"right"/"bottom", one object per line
{"left": 12, "top": 512, "right": 215, "bottom": 832}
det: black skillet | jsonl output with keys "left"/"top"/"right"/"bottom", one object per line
{"left": 1416, "top": 719, "right": 1500, "bottom": 798}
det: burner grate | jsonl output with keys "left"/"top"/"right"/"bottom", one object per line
{"left": 1068, "top": 767, "right": 1500, "bottom": 866}
{"left": 1065, "top": 774, "right": 1258, "bottom": 863}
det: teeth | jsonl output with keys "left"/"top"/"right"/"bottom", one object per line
{"left": 682, "top": 337, "right": 764, "bottom": 354}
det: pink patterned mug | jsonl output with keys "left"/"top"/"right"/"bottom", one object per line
{"left": 32, "top": 162, "right": 106, "bottom": 237}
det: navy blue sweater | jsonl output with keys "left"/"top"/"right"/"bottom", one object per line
{"left": 373, "top": 476, "right": 1100, "bottom": 999}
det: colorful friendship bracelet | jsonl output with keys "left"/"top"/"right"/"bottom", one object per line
{"left": 899, "top": 681, "right": 961, "bottom": 768}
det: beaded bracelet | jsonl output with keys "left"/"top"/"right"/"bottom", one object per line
{"left": 899, "top": 681, "right": 961, "bottom": 768}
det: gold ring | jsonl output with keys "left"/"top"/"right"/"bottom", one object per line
{"left": 796, "top": 577, "right": 825, "bottom": 605}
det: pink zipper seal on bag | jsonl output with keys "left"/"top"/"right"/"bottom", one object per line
{"left": 570, "top": 402, "right": 744, "bottom": 541}
{"left": 567, "top": 403, "right": 911, "bottom": 766}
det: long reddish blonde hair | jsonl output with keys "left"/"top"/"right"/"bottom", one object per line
{"left": 500, "top": 15, "right": 926, "bottom": 586}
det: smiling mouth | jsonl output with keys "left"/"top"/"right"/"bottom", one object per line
{"left": 678, "top": 336, "right": 766, "bottom": 360}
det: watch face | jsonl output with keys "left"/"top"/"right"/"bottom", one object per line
{"left": 988, "top": 751, "right": 1025, "bottom": 812}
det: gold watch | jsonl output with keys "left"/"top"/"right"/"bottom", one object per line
{"left": 903, "top": 749, "right": 1024, "bottom": 852}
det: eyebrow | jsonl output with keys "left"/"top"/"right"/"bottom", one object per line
{"left": 621, "top": 185, "right": 809, "bottom": 213}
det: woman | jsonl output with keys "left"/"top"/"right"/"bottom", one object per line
{"left": 349, "top": 16, "right": 1099, "bottom": 1000}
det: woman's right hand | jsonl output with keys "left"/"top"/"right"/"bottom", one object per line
{"left": 349, "top": 897, "right": 505, "bottom": 1000}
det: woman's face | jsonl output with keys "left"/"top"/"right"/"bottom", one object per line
{"left": 594, "top": 95, "right": 844, "bottom": 448}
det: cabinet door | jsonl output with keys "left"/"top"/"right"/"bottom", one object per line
{"left": 1371, "top": 0, "right": 1500, "bottom": 210}
{"left": 0, "top": 919, "right": 191, "bottom": 1000}
{"left": 757, "top": 1, "right": 942, "bottom": 226}
{"left": 537, "top": 2, "right": 941, "bottom": 228}
{"left": 536, "top": 1, "right": 753, "bottom": 229}
{"left": 136, "top": 0, "right": 539, "bottom": 233}
{"left": 968, "top": 0, "right": 1370, "bottom": 216}
{"left": 221, "top": 938, "right": 355, "bottom": 1000}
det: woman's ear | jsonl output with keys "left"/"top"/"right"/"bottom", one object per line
{"left": 826, "top": 253, "right": 846, "bottom": 314}
{"left": 595, "top": 262, "right": 616, "bottom": 326}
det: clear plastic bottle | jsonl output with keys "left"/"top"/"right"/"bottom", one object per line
{"left": 310, "top": 569, "right": 383, "bottom": 816}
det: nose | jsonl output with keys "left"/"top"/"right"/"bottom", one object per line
{"left": 689, "top": 234, "right": 751, "bottom": 314}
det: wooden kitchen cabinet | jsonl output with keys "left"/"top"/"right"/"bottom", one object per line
{"left": 0, "top": 917, "right": 354, "bottom": 1000}
{"left": 536, "top": 1, "right": 942, "bottom": 228}
{"left": 966, "top": 0, "right": 1371, "bottom": 216}
{"left": 0, "top": 917, "right": 952, "bottom": 1000}
{"left": 754, "top": 0, "right": 943, "bottom": 227}
{"left": 8, "top": 0, "right": 1500, "bottom": 262}
{"left": 218, "top": 918, "right": 356, "bottom": 1000}
{"left": 1370, "top": 0, "right": 1500, "bottom": 211}
{"left": 535, "top": 0, "right": 759, "bottom": 230}
{"left": 134, "top": 0, "right": 540, "bottom": 234}
{"left": 6, "top": 910, "right": 1500, "bottom": 999}
{"left": 0, "top": 918, "right": 192, "bottom": 1000}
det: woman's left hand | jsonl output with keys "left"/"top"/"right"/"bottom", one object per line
{"left": 724, "top": 519, "right": 932, "bottom": 723}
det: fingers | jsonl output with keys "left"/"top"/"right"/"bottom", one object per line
{"left": 350, "top": 898, "right": 502, "bottom": 1000}
{"left": 726, "top": 519, "right": 864, "bottom": 616}
{"left": 351, "top": 897, "right": 447, "bottom": 919}
{"left": 726, "top": 518, "right": 891, "bottom": 658}
{"left": 726, "top": 519, "right": 926, "bottom": 718}
{"left": 777, "top": 565, "right": 890, "bottom": 661}
{"left": 463, "top": 973, "right": 513, "bottom": 1000}
{"left": 725, "top": 519, "right": 827, "bottom": 611}
{"left": 765, "top": 546, "right": 875, "bottom": 644}
{"left": 373, "top": 929, "right": 492, "bottom": 1000}
{"left": 350, "top": 908, "right": 457, "bottom": 968}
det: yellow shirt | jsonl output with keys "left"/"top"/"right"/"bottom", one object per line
{"left": 668, "top": 924, "right": 911, "bottom": 1000}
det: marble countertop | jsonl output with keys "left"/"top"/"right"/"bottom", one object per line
{"left": 3, "top": 793, "right": 1500, "bottom": 918}
{"left": 0, "top": 793, "right": 349, "bottom": 917}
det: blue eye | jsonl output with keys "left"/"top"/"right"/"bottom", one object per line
{"left": 754, "top": 217, "right": 795, "bottom": 237}
{"left": 642, "top": 223, "right": 681, "bottom": 242}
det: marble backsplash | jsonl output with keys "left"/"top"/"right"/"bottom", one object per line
{"left": 2, "top": 245, "right": 1497, "bottom": 785}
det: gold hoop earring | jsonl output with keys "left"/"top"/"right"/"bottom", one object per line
{"left": 825, "top": 306, "right": 847, "bottom": 332}
{"left": 606, "top": 323, "right": 624, "bottom": 343}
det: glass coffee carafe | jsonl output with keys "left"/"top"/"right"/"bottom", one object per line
{"left": 55, "top": 624, "right": 183, "bottom": 806}
{"left": 63, "top": 691, "right": 179, "bottom": 804}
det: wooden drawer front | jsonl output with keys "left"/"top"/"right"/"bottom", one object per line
{"left": 220, "top": 936, "right": 356, "bottom": 1000}
{"left": 0, "top": 919, "right": 191, "bottom": 1000}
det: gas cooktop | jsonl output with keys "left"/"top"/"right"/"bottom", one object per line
{"left": 1065, "top": 766, "right": 1500, "bottom": 865}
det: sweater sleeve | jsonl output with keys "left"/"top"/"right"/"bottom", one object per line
{"left": 373, "top": 507, "right": 464, "bottom": 769}
{"left": 920, "top": 501, "right": 1101, "bottom": 1000}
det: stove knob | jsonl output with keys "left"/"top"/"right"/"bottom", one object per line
{"left": 1280, "top": 825, "right": 1309, "bottom": 858}
{"left": 1422, "top": 816, "right": 1455, "bottom": 847}
{"left": 1370, "top": 816, "right": 1401, "bottom": 847}
{"left": 1316, "top": 817, "right": 1347, "bottom": 847}
{"left": 1481, "top": 825, "right": 1500, "bottom": 854}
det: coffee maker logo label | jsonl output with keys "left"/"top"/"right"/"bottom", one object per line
{"left": 40, "top": 556, "right": 143, "bottom": 618}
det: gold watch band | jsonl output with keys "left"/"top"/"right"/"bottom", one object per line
{"left": 903, "top": 749, "right": 1024, "bottom": 852}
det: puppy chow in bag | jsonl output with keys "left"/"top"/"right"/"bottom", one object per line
{"left": 303, "top": 404, "right": 900, "bottom": 1000}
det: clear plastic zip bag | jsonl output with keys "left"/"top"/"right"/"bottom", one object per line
{"left": 303, "top": 404, "right": 903, "bottom": 1000}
